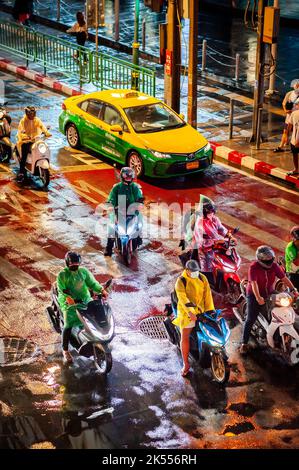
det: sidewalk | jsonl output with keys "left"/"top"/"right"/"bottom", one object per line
{"left": 0, "top": 51, "right": 298, "bottom": 189}
{"left": 1, "top": 1, "right": 299, "bottom": 100}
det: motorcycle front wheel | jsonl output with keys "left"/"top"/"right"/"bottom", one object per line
{"left": 210, "top": 352, "right": 230, "bottom": 384}
{"left": 39, "top": 167, "right": 50, "bottom": 188}
{"left": 93, "top": 344, "right": 112, "bottom": 374}
{"left": 123, "top": 243, "right": 132, "bottom": 266}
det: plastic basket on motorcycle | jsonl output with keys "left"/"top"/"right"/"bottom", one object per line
{"left": 137, "top": 315, "right": 169, "bottom": 340}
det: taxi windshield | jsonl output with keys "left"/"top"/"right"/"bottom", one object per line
{"left": 124, "top": 102, "right": 185, "bottom": 133}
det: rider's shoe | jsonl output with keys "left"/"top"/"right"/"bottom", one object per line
{"left": 137, "top": 236, "right": 142, "bottom": 246}
{"left": 62, "top": 350, "right": 73, "bottom": 364}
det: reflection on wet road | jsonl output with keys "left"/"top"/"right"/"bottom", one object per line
{"left": 0, "top": 74, "right": 299, "bottom": 449}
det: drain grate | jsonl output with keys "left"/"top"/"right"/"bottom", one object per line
{"left": 138, "top": 315, "right": 169, "bottom": 340}
{"left": 0, "top": 336, "right": 40, "bottom": 367}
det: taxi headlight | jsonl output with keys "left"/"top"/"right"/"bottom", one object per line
{"left": 150, "top": 149, "right": 171, "bottom": 159}
{"left": 203, "top": 143, "right": 211, "bottom": 153}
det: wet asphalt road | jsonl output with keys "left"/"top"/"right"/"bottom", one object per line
{"left": 0, "top": 73, "right": 299, "bottom": 449}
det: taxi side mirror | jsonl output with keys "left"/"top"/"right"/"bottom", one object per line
{"left": 110, "top": 125, "right": 123, "bottom": 135}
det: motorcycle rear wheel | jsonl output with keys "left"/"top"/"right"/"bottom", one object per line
{"left": 211, "top": 352, "right": 230, "bottom": 384}
{"left": 93, "top": 344, "right": 112, "bottom": 374}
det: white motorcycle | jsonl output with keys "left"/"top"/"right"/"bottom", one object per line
{"left": 15, "top": 133, "right": 51, "bottom": 188}
{"left": 233, "top": 291, "right": 299, "bottom": 365}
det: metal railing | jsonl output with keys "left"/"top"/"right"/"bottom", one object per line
{"left": 0, "top": 20, "right": 156, "bottom": 95}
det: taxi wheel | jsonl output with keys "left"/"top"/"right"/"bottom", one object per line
{"left": 128, "top": 151, "right": 144, "bottom": 178}
{"left": 66, "top": 123, "right": 80, "bottom": 149}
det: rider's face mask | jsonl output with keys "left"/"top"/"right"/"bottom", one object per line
{"left": 190, "top": 271, "right": 199, "bottom": 279}
{"left": 69, "top": 264, "right": 79, "bottom": 272}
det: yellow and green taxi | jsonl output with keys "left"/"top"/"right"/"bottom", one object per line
{"left": 59, "top": 89, "right": 213, "bottom": 178}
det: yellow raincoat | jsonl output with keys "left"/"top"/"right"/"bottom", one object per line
{"left": 173, "top": 270, "right": 215, "bottom": 330}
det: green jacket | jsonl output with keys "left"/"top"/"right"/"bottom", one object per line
{"left": 57, "top": 267, "right": 103, "bottom": 328}
{"left": 107, "top": 182, "right": 143, "bottom": 209}
{"left": 285, "top": 241, "right": 299, "bottom": 273}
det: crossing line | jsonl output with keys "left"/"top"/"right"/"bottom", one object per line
{"left": 266, "top": 197, "right": 299, "bottom": 216}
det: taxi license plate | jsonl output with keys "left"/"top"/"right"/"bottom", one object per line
{"left": 186, "top": 161, "right": 199, "bottom": 170}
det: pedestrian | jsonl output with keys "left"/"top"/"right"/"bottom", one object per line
{"left": 12, "top": 0, "right": 34, "bottom": 26}
{"left": 287, "top": 102, "right": 299, "bottom": 176}
{"left": 66, "top": 12, "right": 88, "bottom": 61}
{"left": 273, "top": 79, "right": 299, "bottom": 153}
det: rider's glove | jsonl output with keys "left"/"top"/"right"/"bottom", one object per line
{"left": 179, "top": 239, "right": 186, "bottom": 251}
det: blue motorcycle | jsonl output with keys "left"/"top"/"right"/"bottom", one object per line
{"left": 164, "top": 294, "right": 231, "bottom": 384}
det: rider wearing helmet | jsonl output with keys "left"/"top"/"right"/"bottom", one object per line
{"left": 285, "top": 226, "right": 299, "bottom": 289}
{"left": 57, "top": 251, "right": 107, "bottom": 363}
{"left": 173, "top": 259, "right": 215, "bottom": 377}
{"left": 104, "top": 167, "right": 144, "bottom": 256}
{"left": 16, "top": 106, "right": 51, "bottom": 181}
{"left": 180, "top": 196, "right": 232, "bottom": 284}
{"left": 240, "top": 245, "right": 296, "bottom": 354}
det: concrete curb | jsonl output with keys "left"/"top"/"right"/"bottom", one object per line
{"left": 0, "top": 57, "right": 81, "bottom": 97}
{"left": 1, "top": 57, "right": 298, "bottom": 189}
{"left": 211, "top": 142, "right": 299, "bottom": 189}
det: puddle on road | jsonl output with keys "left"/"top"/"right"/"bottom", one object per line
{"left": 0, "top": 337, "right": 41, "bottom": 367}
{"left": 223, "top": 421, "right": 255, "bottom": 436}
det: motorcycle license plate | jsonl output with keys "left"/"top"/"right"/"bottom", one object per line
{"left": 186, "top": 161, "right": 199, "bottom": 170}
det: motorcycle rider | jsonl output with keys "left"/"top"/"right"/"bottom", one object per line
{"left": 57, "top": 251, "right": 108, "bottom": 363}
{"left": 173, "top": 259, "right": 215, "bottom": 377}
{"left": 104, "top": 167, "right": 144, "bottom": 256}
{"left": 16, "top": 106, "right": 51, "bottom": 182}
{"left": 240, "top": 245, "right": 297, "bottom": 354}
{"left": 285, "top": 226, "right": 299, "bottom": 290}
{"left": 180, "top": 197, "right": 234, "bottom": 284}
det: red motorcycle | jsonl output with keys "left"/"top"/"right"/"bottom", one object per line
{"left": 209, "top": 228, "right": 242, "bottom": 304}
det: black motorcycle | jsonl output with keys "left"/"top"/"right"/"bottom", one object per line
{"left": 0, "top": 102, "right": 12, "bottom": 163}
{"left": 46, "top": 279, "right": 114, "bottom": 374}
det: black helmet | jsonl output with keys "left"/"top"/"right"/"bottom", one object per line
{"left": 65, "top": 251, "right": 81, "bottom": 268}
{"left": 201, "top": 196, "right": 216, "bottom": 218}
{"left": 256, "top": 245, "right": 275, "bottom": 269}
{"left": 185, "top": 259, "right": 200, "bottom": 272}
{"left": 290, "top": 225, "right": 299, "bottom": 241}
{"left": 25, "top": 106, "right": 36, "bottom": 119}
{"left": 120, "top": 167, "right": 134, "bottom": 183}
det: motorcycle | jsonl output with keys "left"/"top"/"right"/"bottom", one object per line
{"left": 110, "top": 200, "right": 144, "bottom": 266}
{"left": 46, "top": 279, "right": 115, "bottom": 374}
{"left": 0, "top": 102, "right": 12, "bottom": 163}
{"left": 15, "top": 132, "right": 51, "bottom": 187}
{"left": 180, "top": 226, "right": 242, "bottom": 304}
{"left": 164, "top": 293, "right": 231, "bottom": 384}
{"left": 233, "top": 291, "right": 299, "bottom": 365}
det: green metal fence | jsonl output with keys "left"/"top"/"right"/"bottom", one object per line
{"left": 0, "top": 21, "right": 156, "bottom": 95}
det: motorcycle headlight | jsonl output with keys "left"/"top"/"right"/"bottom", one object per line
{"left": 38, "top": 143, "right": 47, "bottom": 154}
{"left": 276, "top": 296, "right": 292, "bottom": 307}
{"left": 150, "top": 149, "right": 172, "bottom": 159}
{"left": 203, "top": 143, "right": 211, "bottom": 153}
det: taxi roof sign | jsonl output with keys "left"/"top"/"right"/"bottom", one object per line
{"left": 124, "top": 91, "right": 139, "bottom": 99}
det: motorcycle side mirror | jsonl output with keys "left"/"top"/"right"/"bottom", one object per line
{"left": 233, "top": 227, "right": 239, "bottom": 234}
{"left": 46, "top": 125, "right": 51, "bottom": 130}
{"left": 104, "top": 278, "right": 113, "bottom": 290}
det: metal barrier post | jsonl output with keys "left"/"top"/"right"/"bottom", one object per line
{"left": 202, "top": 39, "right": 207, "bottom": 71}
{"left": 255, "top": 107, "right": 263, "bottom": 150}
{"left": 43, "top": 35, "right": 47, "bottom": 76}
{"left": 142, "top": 19, "right": 146, "bottom": 50}
{"left": 235, "top": 53, "right": 240, "bottom": 81}
{"left": 229, "top": 98, "right": 234, "bottom": 139}
{"left": 57, "top": 0, "right": 61, "bottom": 22}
